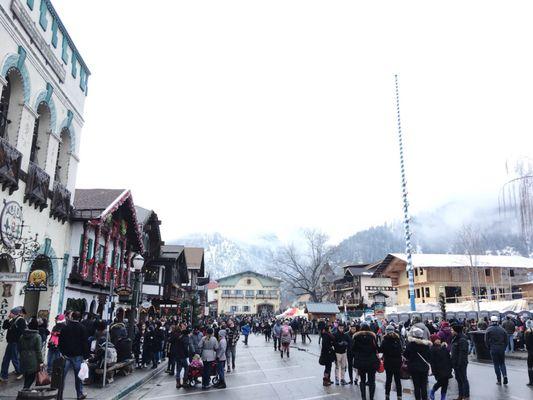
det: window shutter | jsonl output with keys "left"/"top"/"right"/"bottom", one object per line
{"left": 39, "top": 0, "right": 48, "bottom": 31}
{"left": 78, "top": 234, "right": 84, "bottom": 256}
{"left": 62, "top": 35, "right": 69, "bottom": 64}
{"left": 51, "top": 18, "right": 58, "bottom": 48}
{"left": 71, "top": 57, "right": 77, "bottom": 78}
{"left": 87, "top": 239, "right": 93, "bottom": 259}
{"left": 27, "top": 0, "right": 34, "bottom": 10}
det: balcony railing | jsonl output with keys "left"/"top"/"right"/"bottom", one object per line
{"left": 256, "top": 294, "right": 278, "bottom": 299}
{"left": 0, "top": 137, "right": 22, "bottom": 194}
{"left": 221, "top": 294, "right": 244, "bottom": 298}
{"left": 25, "top": 161, "right": 49, "bottom": 210}
{"left": 50, "top": 181, "right": 71, "bottom": 222}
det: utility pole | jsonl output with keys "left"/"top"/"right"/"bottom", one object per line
{"left": 394, "top": 74, "right": 416, "bottom": 311}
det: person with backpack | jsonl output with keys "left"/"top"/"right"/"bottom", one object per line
{"left": 353, "top": 323, "right": 380, "bottom": 400}
{"left": 241, "top": 323, "right": 251, "bottom": 346}
{"left": 403, "top": 327, "right": 431, "bottom": 400}
{"left": 280, "top": 321, "right": 293, "bottom": 358}
{"left": 0, "top": 307, "right": 27, "bottom": 382}
{"left": 380, "top": 324, "right": 403, "bottom": 400}
{"left": 320, "top": 324, "right": 336, "bottom": 386}
{"left": 46, "top": 314, "right": 66, "bottom": 375}
{"left": 429, "top": 334, "right": 452, "bottom": 400}
{"left": 225, "top": 320, "right": 239, "bottom": 372}
{"left": 272, "top": 320, "right": 282, "bottom": 352}
{"left": 333, "top": 324, "right": 350, "bottom": 385}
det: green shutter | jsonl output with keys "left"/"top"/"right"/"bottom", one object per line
{"left": 87, "top": 239, "right": 93, "bottom": 259}
{"left": 71, "top": 57, "right": 77, "bottom": 78}
{"left": 62, "top": 35, "right": 69, "bottom": 64}
{"left": 39, "top": 0, "right": 48, "bottom": 31}
{"left": 78, "top": 234, "right": 84, "bottom": 256}
{"left": 79, "top": 68, "right": 86, "bottom": 92}
{"left": 51, "top": 18, "right": 58, "bottom": 48}
{"left": 27, "top": 0, "right": 34, "bottom": 10}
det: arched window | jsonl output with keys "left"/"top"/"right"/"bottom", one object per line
{"left": 54, "top": 127, "right": 70, "bottom": 184}
{"left": 0, "top": 68, "right": 25, "bottom": 146}
{"left": 29, "top": 101, "right": 51, "bottom": 169}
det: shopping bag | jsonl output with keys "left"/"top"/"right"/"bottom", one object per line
{"left": 36, "top": 366, "right": 51, "bottom": 386}
{"left": 377, "top": 357, "right": 385, "bottom": 373}
{"left": 78, "top": 361, "right": 89, "bottom": 380}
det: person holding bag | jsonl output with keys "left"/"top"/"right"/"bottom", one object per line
{"left": 403, "top": 327, "right": 432, "bottom": 400}
{"left": 18, "top": 318, "right": 44, "bottom": 390}
{"left": 319, "top": 325, "right": 336, "bottom": 387}
{"left": 198, "top": 328, "right": 218, "bottom": 389}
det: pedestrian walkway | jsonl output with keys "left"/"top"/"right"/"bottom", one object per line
{"left": 125, "top": 332, "right": 532, "bottom": 400}
{"left": 0, "top": 361, "right": 167, "bottom": 399}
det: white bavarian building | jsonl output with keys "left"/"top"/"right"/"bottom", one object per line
{"left": 0, "top": 0, "right": 89, "bottom": 355}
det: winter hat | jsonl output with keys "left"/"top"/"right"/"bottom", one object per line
{"left": 218, "top": 329, "right": 227, "bottom": 337}
{"left": 430, "top": 334, "right": 440, "bottom": 343}
{"left": 56, "top": 314, "right": 65, "bottom": 322}
{"left": 411, "top": 327, "right": 424, "bottom": 339}
{"left": 526, "top": 319, "right": 533, "bottom": 329}
{"left": 385, "top": 324, "right": 395, "bottom": 333}
{"left": 11, "top": 307, "right": 23, "bottom": 316}
{"left": 490, "top": 316, "right": 499, "bottom": 323}
{"left": 440, "top": 321, "right": 450, "bottom": 328}
{"left": 451, "top": 324, "right": 463, "bottom": 334}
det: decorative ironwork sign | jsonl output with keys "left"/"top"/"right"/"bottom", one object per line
{"left": 115, "top": 286, "right": 132, "bottom": 297}
{"left": 365, "top": 286, "right": 397, "bottom": 292}
{"left": 0, "top": 201, "right": 23, "bottom": 249}
{"left": 25, "top": 269, "right": 48, "bottom": 292}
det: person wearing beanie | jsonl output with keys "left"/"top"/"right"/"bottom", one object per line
{"left": 525, "top": 319, "right": 533, "bottom": 387}
{"left": 1, "top": 307, "right": 27, "bottom": 381}
{"left": 429, "top": 334, "right": 452, "bottom": 400}
{"left": 198, "top": 327, "right": 218, "bottom": 389}
{"left": 485, "top": 316, "right": 508, "bottom": 385}
{"left": 172, "top": 322, "right": 191, "bottom": 389}
{"left": 451, "top": 324, "right": 470, "bottom": 400}
{"left": 214, "top": 329, "right": 227, "bottom": 389}
{"left": 18, "top": 317, "right": 43, "bottom": 390}
{"left": 404, "top": 326, "right": 432, "bottom": 400}
{"left": 379, "top": 324, "right": 403, "bottom": 400}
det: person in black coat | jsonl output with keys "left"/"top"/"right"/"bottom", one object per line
{"left": 451, "top": 324, "right": 470, "bottom": 400}
{"left": 320, "top": 325, "right": 336, "bottom": 386}
{"left": 403, "top": 327, "right": 431, "bottom": 400}
{"left": 353, "top": 323, "right": 380, "bottom": 400}
{"left": 525, "top": 319, "right": 533, "bottom": 387}
{"left": 143, "top": 325, "right": 158, "bottom": 369}
{"left": 347, "top": 325, "right": 357, "bottom": 385}
{"left": 379, "top": 324, "right": 403, "bottom": 400}
{"left": 173, "top": 323, "right": 191, "bottom": 388}
{"left": 429, "top": 334, "right": 452, "bottom": 400}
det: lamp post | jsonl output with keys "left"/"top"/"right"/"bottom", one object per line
{"left": 130, "top": 255, "right": 144, "bottom": 339}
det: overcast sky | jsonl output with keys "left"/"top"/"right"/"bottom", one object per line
{"left": 53, "top": 0, "right": 533, "bottom": 243}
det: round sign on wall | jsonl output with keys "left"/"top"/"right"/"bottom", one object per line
{"left": 0, "top": 202, "right": 23, "bottom": 249}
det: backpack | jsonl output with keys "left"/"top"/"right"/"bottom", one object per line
{"left": 281, "top": 325, "right": 290, "bottom": 337}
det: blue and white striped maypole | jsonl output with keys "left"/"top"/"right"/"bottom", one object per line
{"left": 394, "top": 74, "right": 416, "bottom": 311}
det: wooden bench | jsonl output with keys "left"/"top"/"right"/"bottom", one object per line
{"left": 93, "top": 359, "right": 134, "bottom": 385}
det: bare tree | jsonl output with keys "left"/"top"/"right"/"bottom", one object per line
{"left": 272, "top": 229, "right": 333, "bottom": 302}
{"left": 500, "top": 158, "right": 533, "bottom": 254}
{"left": 457, "top": 224, "right": 484, "bottom": 311}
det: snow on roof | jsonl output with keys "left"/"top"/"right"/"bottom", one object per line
{"left": 390, "top": 253, "right": 533, "bottom": 269}
{"left": 305, "top": 302, "right": 340, "bottom": 314}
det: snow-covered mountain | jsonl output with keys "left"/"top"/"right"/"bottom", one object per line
{"left": 172, "top": 233, "right": 281, "bottom": 278}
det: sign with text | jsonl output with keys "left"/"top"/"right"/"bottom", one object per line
{"left": 364, "top": 286, "right": 397, "bottom": 292}
{"left": 0, "top": 272, "right": 27, "bottom": 282}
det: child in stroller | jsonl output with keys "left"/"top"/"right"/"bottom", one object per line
{"left": 185, "top": 355, "right": 219, "bottom": 387}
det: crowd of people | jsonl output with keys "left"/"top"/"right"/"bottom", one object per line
{"left": 0, "top": 306, "right": 532, "bottom": 400}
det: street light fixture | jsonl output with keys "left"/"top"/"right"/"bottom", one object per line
{"left": 129, "top": 255, "right": 144, "bottom": 339}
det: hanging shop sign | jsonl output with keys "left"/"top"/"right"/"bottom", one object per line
{"left": 0, "top": 272, "right": 27, "bottom": 282}
{"left": 115, "top": 286, "right": 132, "bottom": 297}
{"left": 0, "top": 202, "right": 23, "bottom": 249}
{"left": 25, "top": 269, "right": 48, "bottom": 292}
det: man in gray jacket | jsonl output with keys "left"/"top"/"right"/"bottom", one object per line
{"left": 215, "top": 330, "right": 227, "bottom": 389}
{"left": 272, "top": 320, "right": 282, "bottom": 352}
{"left": 485, "top": 316, "right": 508, "bottom": 385}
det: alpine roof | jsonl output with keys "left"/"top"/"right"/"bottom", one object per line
{"left": 74, "top": 189, "right": 125, "bottom": 212}
{"left": 374, "top": 253, "right": 533, "bottom": 277}
{"left": 217, "top": 270, "right": 282, "bottom": 287}
{"left": 184, "top": 247, "right": 204, "bottom": 270}
{"left": 305, "top": 302, "right": 340, "bottom": 314}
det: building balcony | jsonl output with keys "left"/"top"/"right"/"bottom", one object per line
{"left": 24, "top": 161, "right": 49, "bottom": 211}
{"left": 50, "top": 181, "right": 71, "bottom": 222}
{"left": 0, "top": 137, "right": 22, "bottom": 194}
{"left": 221, "top": 294, "right": 244, "bottom": 299}
{"left": 256, "top": 294, "right": 278, "bottom": 299}
{"left": 163, "top": 283, "right": 180, "bottom": 301}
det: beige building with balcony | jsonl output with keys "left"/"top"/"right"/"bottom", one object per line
{"left": 215, "top": 271, "right": 281, "bottom": 315}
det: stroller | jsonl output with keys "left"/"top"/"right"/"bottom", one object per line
{"left": 185, "top": 356, "right": 219, "bottom": 387}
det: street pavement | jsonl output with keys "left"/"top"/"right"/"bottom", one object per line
{"left": 126, "top": 333, "right": 532, "bottom": 400}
